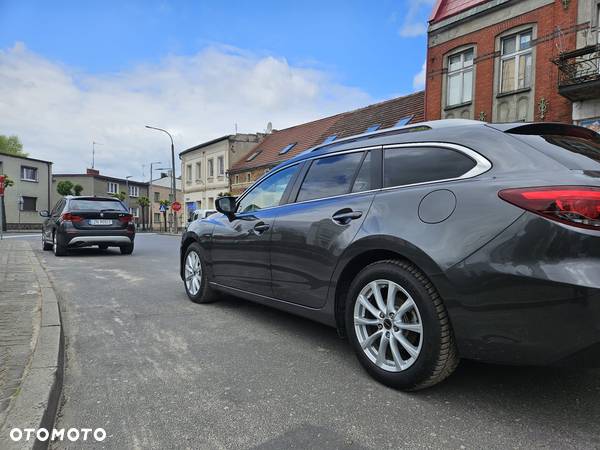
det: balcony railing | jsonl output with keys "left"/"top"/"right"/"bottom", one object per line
{"left": 554, "top": 44, "right": 600, "bottom": 101}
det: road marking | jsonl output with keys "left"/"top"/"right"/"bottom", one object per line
{"left": 1, "top": 234, "right": 39, "bottom": 239}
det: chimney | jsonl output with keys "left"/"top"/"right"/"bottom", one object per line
{"left": 86, "top": 168, "right": 100, "bottom": 176}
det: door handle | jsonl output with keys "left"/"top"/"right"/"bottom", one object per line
{"left": 253, "top": 222, "right": 270, "bottom": 234}
{"left": 332, "top": 209, "right": 363, "bottom": 225}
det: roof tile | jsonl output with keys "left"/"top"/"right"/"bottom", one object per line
{"left": 230, "top": 91, "right": 424, "bottom": 173}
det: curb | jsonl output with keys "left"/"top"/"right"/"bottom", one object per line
{"left": 0, "top": 243, "right": 64, "bottom": 450}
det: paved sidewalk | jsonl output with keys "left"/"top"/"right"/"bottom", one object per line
{"left": 0, "top": 240, "right": 63, "bottom": 449}
{"left": 0, "top": 241, "right": 41, "bottom": 421}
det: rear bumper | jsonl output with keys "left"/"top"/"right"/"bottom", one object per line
{"left": 61, "top": 226, "right": 135, "bottom": 247}
{"left": 68, "top": 235, "right": 132, "bottom": 245}
{"left": 441, "top": 213, "right": 600, "bottom": 367}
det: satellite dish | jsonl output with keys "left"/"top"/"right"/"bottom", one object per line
{"left": 266, "top": 122, "right": 273, "bottom": 134}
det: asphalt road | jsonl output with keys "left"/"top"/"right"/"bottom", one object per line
{"left": 18, "top": 233, "right": 600, "bottom": 449}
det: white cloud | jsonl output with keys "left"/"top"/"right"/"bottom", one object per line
{"left": 398, "top": 0, "right": 435, "bottom": 38}
{"left": 0, "top": 42, "right": 370, "bottom": 179}
{"left": 413, "top": 61, "right": 427, "bottom": 90}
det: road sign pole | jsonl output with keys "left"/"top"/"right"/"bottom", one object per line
{"left": 0, "top": 175, "right": 4, "bottom": 240}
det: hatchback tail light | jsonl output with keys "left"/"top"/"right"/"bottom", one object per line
{"left": 118, "top": 214, "right": 133, "bottom": 224}
{"left": 60, "top": 212, "right": 83, "bottom": 223}
{"left": 499, "top": 186, "right": 600, "bottom": 230}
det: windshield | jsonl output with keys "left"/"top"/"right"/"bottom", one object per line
{"left": 69, "top": 199, "right": 127, "bottom": 211}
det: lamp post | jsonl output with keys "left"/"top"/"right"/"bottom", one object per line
{"left": 146, "top": 125, "right": 177, "bottom": 232}
{"left": 125, "top": 175, "right": 132, "bottom": 210}
{"left": 148, "top": 161, "right": 161, "bottom": 231}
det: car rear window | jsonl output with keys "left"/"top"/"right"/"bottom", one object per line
{"left": 383, "top": 146, "right": 476, "bottom": 188}
{"left": 506, "top": 133, "right": 600, "bottom": 170}
{"left": 69, "top": 199, "right": 127, "bottom": 211}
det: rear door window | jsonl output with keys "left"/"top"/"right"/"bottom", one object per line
{"left": 296, "top": 152, "right": 364, "bottom": 202}
{"left": 69, "top": 199, "right": 127, "bottom": 211}
{"left": 384, "top": 146, "right": 476, "bottom": 188}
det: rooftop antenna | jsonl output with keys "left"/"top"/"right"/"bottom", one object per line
{"left": 235, "top": 123, "right": 238, "bottom": 134}
{"left": 92, "top": 141, "right": 103, "bottom": 168}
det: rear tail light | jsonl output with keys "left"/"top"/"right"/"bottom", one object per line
{"left": 499, "top": 186, "right": 600, "bottom": 230}
{"left": 60, "top": 212, "right": 83, "bottom": 223}
{"left": 118, "top": 214, "right": 133, "bottom": 224}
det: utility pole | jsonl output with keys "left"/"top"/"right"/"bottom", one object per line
{"left": 145, "top": 126, "right": 177, "bottom": 233}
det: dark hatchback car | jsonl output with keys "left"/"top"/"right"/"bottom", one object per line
{"left": 180, "top": 119, "right": 600, "bottom": 390}
{"left": 40, "top": 196, "right": 135, "bottom": 256}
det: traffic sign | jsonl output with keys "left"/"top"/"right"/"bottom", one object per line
{"left": 159, "top": 204, "right": 167, "bottom": 213}
{"left": 171, "top": 201, "right": 181, "bottom": 212}
{"left": 0, "top": 175, "right": 5, "bottom": 196}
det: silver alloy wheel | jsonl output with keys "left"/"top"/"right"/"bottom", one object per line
{"left": 354, "top": 279, "right": 423, "bottom": 372}
{"left": 185, "top": 250, "right": 202, "bottom": 296}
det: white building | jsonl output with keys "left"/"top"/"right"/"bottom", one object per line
{"left": 179, "top": 134, "right": 263, "bottom": 220}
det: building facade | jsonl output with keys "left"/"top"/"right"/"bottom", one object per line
{"left": 0, "top": 152, "right": 52, "bottom": 230}
{"left": 52, "top": 169, "right": 149, "bottom": 226}
{"left": 228, "top": 92, "right": 425, "bottom": 195}
{"left": 426, "top": 0, "right": 579, "bottom": 123}
{"left": 179, "top": 134, "right": 263, "bottom": 220}
{"left": 554, "top": 0, "right": 600, "bottom": 129}
{"left": 149, "top": 174, "right": 182, "bottom": 231}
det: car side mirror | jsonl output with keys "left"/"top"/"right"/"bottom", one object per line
{"left": 39, "top": 210, "right": 50, "bottom": 217}
{"left": 187, "top": 216, "right": 193, "bottom": 223}
{"left": 216, "top": 196, "right": 236, "bottom": 218}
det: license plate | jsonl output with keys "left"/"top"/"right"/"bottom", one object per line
{"left": 89, "top": 219, "right": 112, "bottom": 226}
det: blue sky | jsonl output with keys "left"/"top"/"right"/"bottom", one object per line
{"left": 0, "top": 0, "right": 433, "bottom": 177}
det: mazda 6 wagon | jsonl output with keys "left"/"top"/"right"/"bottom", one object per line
{"left": 180, "top": 119, "right": 600, "bottom": 390}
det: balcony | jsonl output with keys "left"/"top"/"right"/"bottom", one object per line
{"left": 554, "top": 45, "right": 600, "bottom": 102}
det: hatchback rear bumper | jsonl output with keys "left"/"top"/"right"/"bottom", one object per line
{"left": 442, "top": 213, "right": 600, "bottom": 367}
{"left": 68, "top": 235, "right": 132, "bottom": 245}
{"left": 61, "top": 226, "right": 134, "bottom": 248}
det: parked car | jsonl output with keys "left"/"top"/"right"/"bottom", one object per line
{"left": 40, "top": 196, "right": 135, "bottom": 256}
{"left": 189, "top": 209, "right": 217, "bottom": 222}
{"left": 180, "top": 119, "right": 600, "bottom": 390}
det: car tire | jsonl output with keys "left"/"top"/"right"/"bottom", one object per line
{"left": 99, "top": 244, "right": 109, "bottom": 250}
{"left": 53, "top": 232, "right": 67, "bottom": 256}
{"left": 120, "top": 243, "right": 134, "bottom": 255}
{"left": 42, "top": 233, "right": 53, "bottom": 251}
{"left": 183, "top": 242, "right": 219, "bottom": 304}
{"left": 345, "top": 259, "right": 459, "bottom": 391}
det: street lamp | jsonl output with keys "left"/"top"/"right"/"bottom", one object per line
{"left": 145, "top": 125, "right": 177, "bottom": 232}
{"left": 125, "top": 176, "right": 132, "bottom": 209}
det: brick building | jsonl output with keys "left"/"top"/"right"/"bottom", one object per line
{"left": 425, "top": 0, "right": 580, "bottom": 124}
{"left": 228, "top": 92, "right": 424, "bottom": 195}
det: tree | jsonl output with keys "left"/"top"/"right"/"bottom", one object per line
{"left": 137, "top": 196, "right": 150, "bottom": 230}
{"left": 56, "top": 180, "right": 74, "bottom": 196}
{"left": 1, "top": 175, "right": 14, "bottom": 231}
{"left": 73, "top": 184, "right": 83, "bottom": 196}
{"left": 0, "top": 135, "right": 28, "bottom": 157}
{"left": 159, "top": 199, "right": 171, "bottom": 232}
{"left": 111, "top": 191, "right": 127, "bottom": 201}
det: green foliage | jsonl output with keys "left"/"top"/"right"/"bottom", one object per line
{"left": 137, "top": 196, "right": 150, "bottom": 207}
{"left": 159, "top": 199, "right": 171, "bottom": 207}
{"left": 2, "top": 175, "right": 14, "bottom": 188}
{"left": 73, "top": 184, "right": 83, "bottom": 196}
{"left": 56, "top": 180, "right": 74, "bottom": 196}
{"left": 112, "top": 191, "right": 127, "bottom": 201}
{"left": 0, "top": 135, "right": 27, "bottom": 157}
